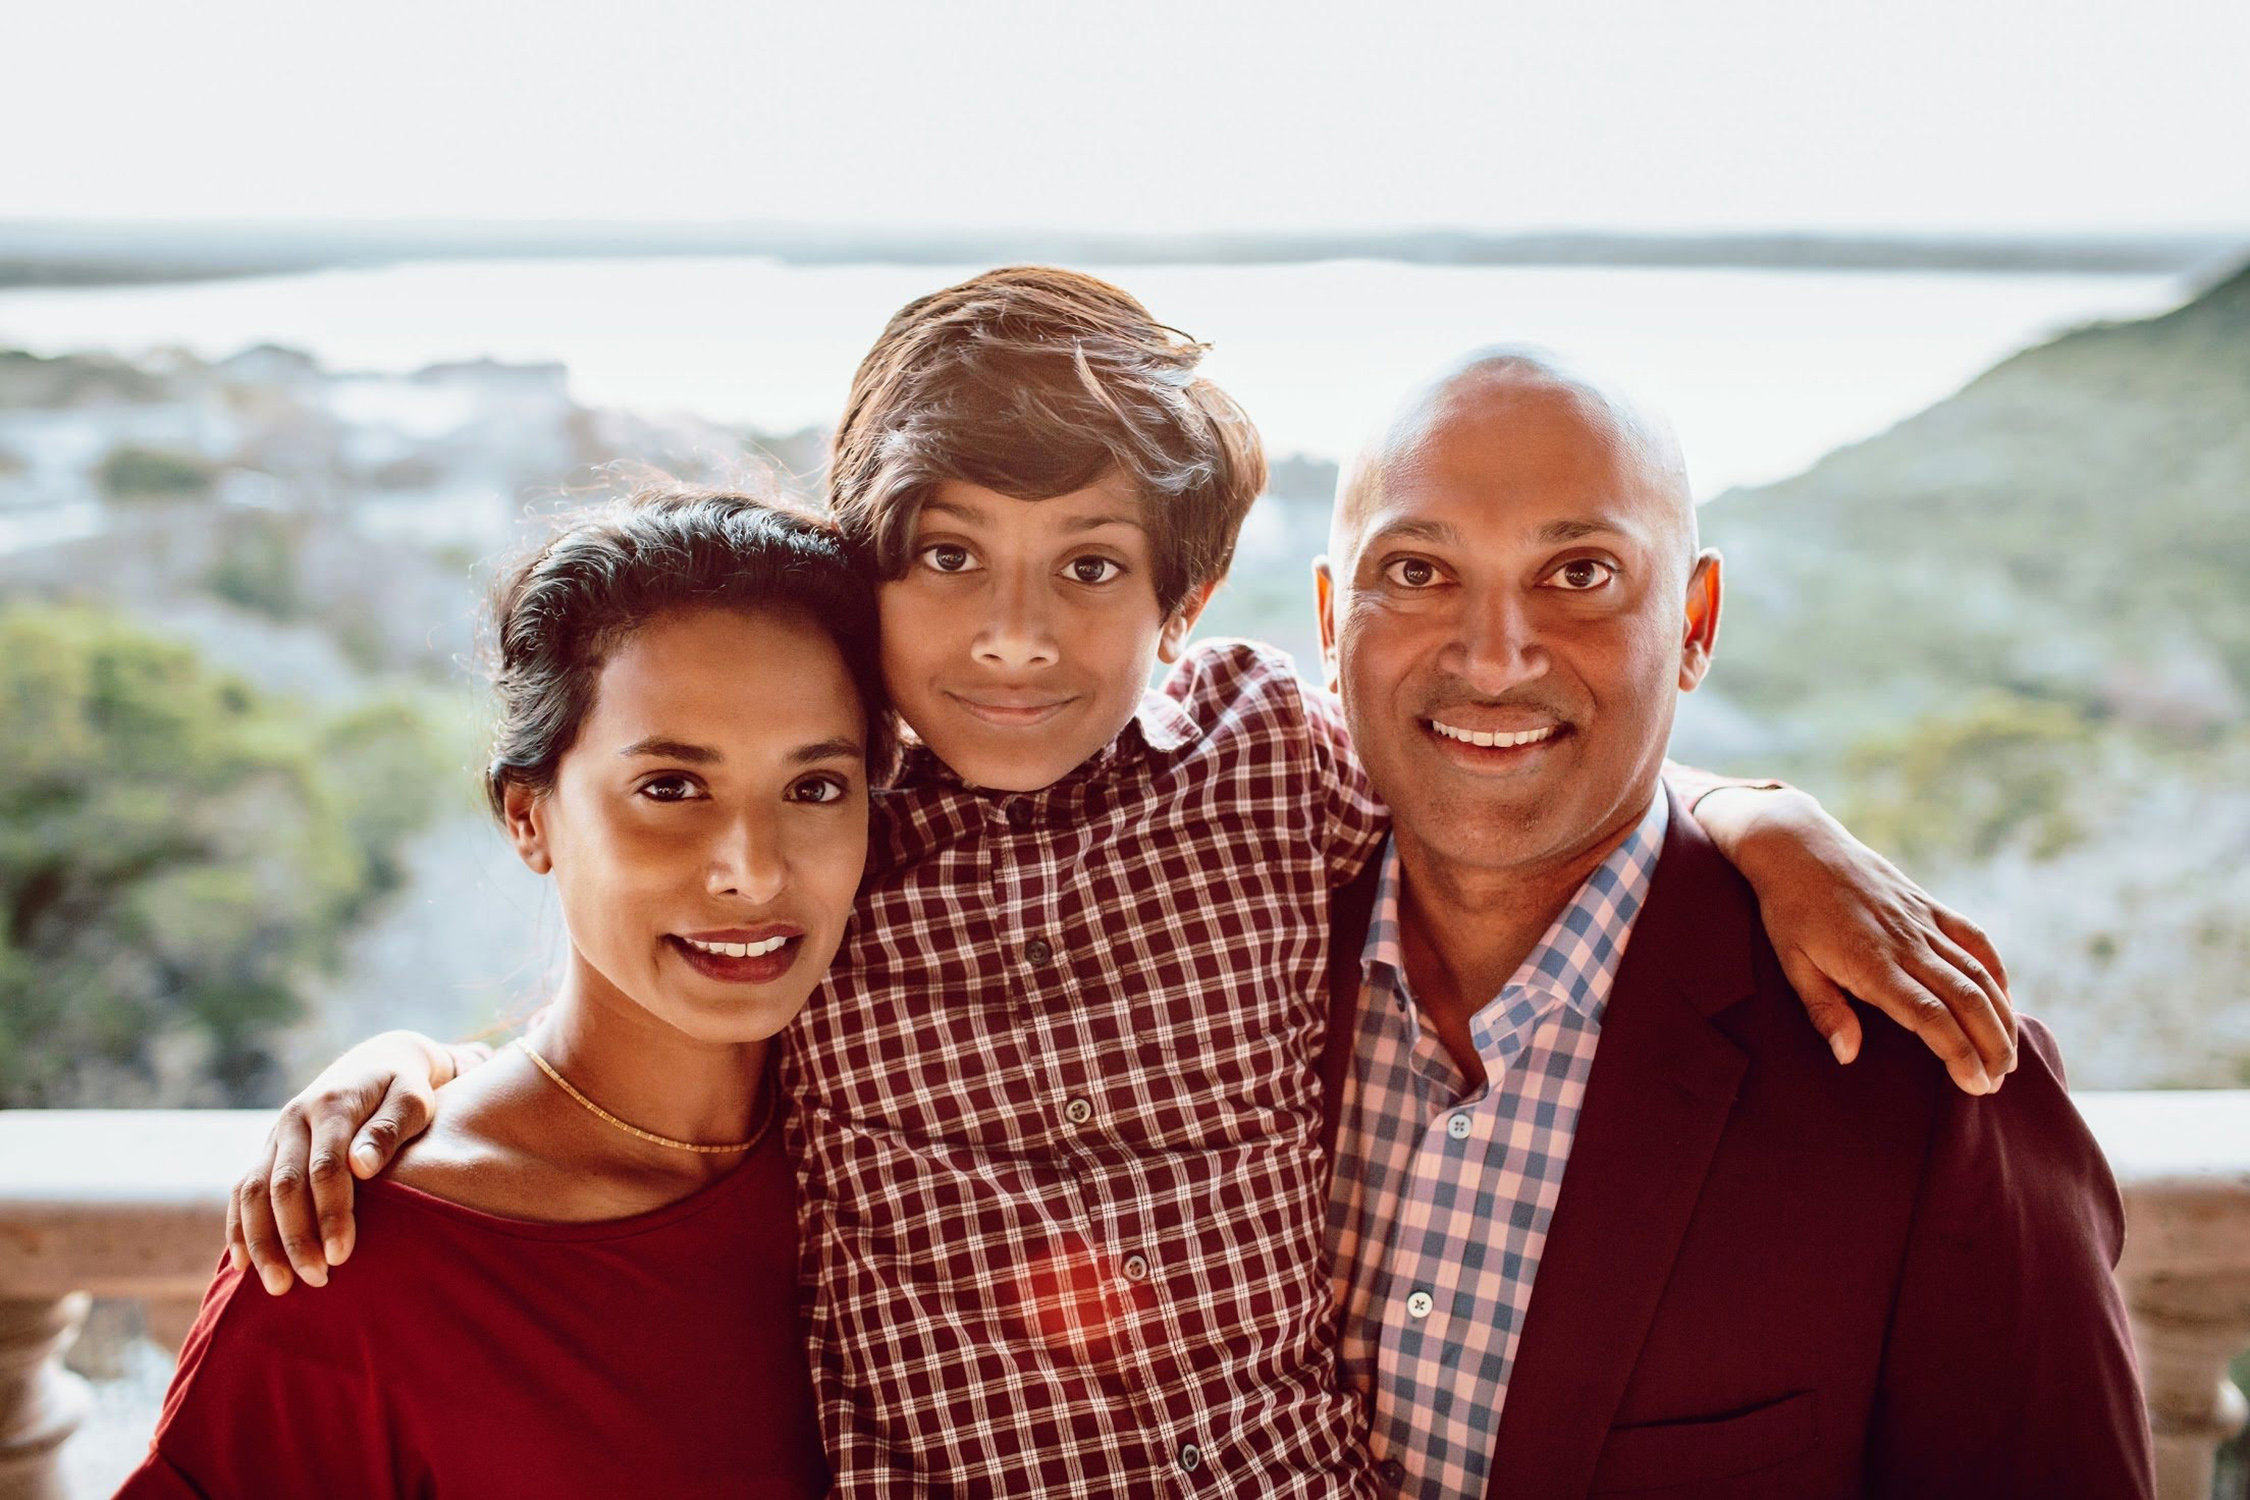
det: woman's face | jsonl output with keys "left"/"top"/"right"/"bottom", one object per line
{"left": 504, "top": 606, "right": 870, "bottom": 1044}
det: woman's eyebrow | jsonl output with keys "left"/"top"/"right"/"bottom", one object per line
{"left": 618, "top": 737, "right": 719, "bottom": 764}
{"left": 791, "top": 737, "right": 864, "bottom": 765}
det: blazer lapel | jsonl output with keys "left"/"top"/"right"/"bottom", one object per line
{"left": 1482, "top": 791, "right": 1757, "bottom": 1500}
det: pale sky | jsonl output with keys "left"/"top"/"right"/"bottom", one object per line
{"left": 6, "top": 0, "right": 2246, "bottom": 233}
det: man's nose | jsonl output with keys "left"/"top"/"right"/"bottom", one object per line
{"left": 1444, "top": 586, "right": 1549, "bottom": 695}
{"left": 707, "top": 808, "right": 788, "bottom": 905}
{"left": 972, "top": 568, "right": 1061, "bottom": 672}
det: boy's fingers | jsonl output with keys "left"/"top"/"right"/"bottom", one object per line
{"left": 1917, "top": 929, "right": 2018, "bottom": 1079}
{"left": 351, "top": 1081, "right": 435, "bottom": 1178}
{"left": 306, "top": 1113, "right": 362, "bottom": 1267}
{"left": 1932, "top": 907, "right": 2014, "bottom": 1022}
{"left": 1859, "top": 958, "right": 1993, "bottom": 1097}
{"left": 265, "top": 1152, "right": 330, "bottom": 1289}
{"left": 233, "top": 1175, "right": 296, "bottom": 1297}
{"left": 1778, "top": 950, "right": 1863, "bottom": 1066}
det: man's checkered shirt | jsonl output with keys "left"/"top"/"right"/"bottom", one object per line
{"left": 781, "top": 641, "right": 1386, "bottom": 1498}
{"left": 1325, "top": 792, "right": 1667, "bottom": 1500}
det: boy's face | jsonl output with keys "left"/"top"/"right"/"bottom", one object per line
{"left": 880, "top": 472, "right": 1213, "bottom": 792}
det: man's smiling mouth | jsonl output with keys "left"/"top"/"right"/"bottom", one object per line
{"left": 1428, "top": 719, "right": 1559, "bottom": 749}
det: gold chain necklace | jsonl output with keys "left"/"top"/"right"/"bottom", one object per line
{"left": 516, "top": 1037, "right": 776, "bottom": 1155}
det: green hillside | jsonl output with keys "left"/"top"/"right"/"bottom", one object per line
{"left": 1709, "top": 261, "right": 2250, "bottom": 743}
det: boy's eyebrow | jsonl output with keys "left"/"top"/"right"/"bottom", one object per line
{"left": 1062, "top": 512, "right": 1146, "bottom": 534}
{"left": 920, "top": 499, "right": 1145, "bottom": 535}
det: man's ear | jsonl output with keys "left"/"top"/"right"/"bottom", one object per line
{"left": 1156, "top": 577, "right": 1224, "bottom": 664}
{"left": 500, "top": 779, "right": 554, "bottom": 875}
{"left": 1679, "top": 549, "right": 1722, "bottom": 691}
{"left": 1313, "top": 556, "right": 1341, "bottom": 694}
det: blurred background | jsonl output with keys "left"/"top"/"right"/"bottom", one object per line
{"left": 2, "top": 0, "right": 2246, "bottom": 1487}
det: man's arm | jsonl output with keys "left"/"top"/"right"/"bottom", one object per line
{"left": 226, "top": 1030, "right": 486, "bottom": 1293}
{"left": 1867, "top": 1018, "right": 2156, "bottom": 1497}
{"left": 1676, "top": 770, "right": 2017, "bottom": 1096}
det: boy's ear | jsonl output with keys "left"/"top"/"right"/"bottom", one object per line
{"left": 1156, "top": 577, "right": 1224, "bottom": 665}
{"left": 500, "top": 780, "right": 554, "bottom": 875}
{"left": 1679, "top": 549, "right": 1722, "bottom": 692}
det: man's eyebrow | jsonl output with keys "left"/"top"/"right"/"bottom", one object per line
{"left": 1534, "top": 517, "right": 1632, "bottom": 545}
{"left": 1361, "top": 517, "right": 1464, "bottom": 549}
{"left": 618, "top": 737, "right": 719, "bottom": 764}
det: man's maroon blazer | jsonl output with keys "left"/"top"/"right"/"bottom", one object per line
{"left": 1322, "top": 789, "right": 2156, "bottom": 1499}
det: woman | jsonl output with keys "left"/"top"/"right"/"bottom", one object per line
{"left": 119, "top": 489, "right": 891, "bottom": 1497}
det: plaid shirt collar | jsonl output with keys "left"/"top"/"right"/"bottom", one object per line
{"left": 1361, "top": 790, "right": 1670, "bottom": 1050}
{"left": 889, "top": 685, "right": 1204, "bottom": 795}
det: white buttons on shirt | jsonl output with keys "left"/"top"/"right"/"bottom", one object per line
{"left": 1178, "top": 1442, "right": 1203, "bottom": 1473}
{"left": 1122, "top": 1254, "right": 1151, "bottom": 1283}
{"left": 1405, "top": 1290, "right": 1435, "bottom": 1319}
{"left": 1445, "top": 1112, "right": 1473, "bottom": 1140}
{"left": 1062, "top": 1097, "right": 1094, "bottom": 1126}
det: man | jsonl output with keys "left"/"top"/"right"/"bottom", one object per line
{"left": 1314, "top": 349, "right": 2155, "bottom": 1499}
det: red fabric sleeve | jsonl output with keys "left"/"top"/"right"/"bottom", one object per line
{"left": 115, "top": 1257, "right": 422, "bottom": 1498}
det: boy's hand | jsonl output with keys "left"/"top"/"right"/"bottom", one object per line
{"left": 1695, "top": 787, "right": 2016, "bottom": 1096}
{"left": 225, "top": 1031, "right": 485, "bottom": 1294}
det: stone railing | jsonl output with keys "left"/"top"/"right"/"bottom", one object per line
{"left": 2, "top": 1097, "right": 2247, "bottom": 1499}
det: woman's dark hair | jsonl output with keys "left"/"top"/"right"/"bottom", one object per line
{"left": 482, "top": 486, "right": 893, "bottom": 821}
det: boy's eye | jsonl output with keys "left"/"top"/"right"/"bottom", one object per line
{"left": 638, "top": 774, "right": 704, "bottom": 803}
{"left": 917, "top": 543, "right": 977, "bottom": 574}
{"left": 1382, "top": 557, "right": 1443, "bottom": 589}
{"left": 1545, "top": 559, "right": 1617, "bottom": 592}
{"left": 1066, "top": 556, "right": 1123, "bottom": 585}
{"left": 788, "top": 774, "right": 850, "bottom": 805}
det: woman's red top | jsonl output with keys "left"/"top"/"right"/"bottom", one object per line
{"left": 116, "top": 1128, "right": 827, "bottom": 1498}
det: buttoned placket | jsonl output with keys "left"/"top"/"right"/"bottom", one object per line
{"left": 992, "top": 781, "right": 1197, "bottom": 1486}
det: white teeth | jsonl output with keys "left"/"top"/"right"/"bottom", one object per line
{"left": 683, "top": 935, "right": 790, "bottom": 959}
{"left": 1430, "top": 720, "right": 1557, "bottom": 749}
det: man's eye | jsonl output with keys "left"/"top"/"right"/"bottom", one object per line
{"left": 1547, "top": 559, "right": 1617, "bottom": 592}
{"left": 789, "top": 775, "right": 849, "bottom": 805}
{"left": 1066, "top": 556, "right": 1123, "bottom": 585}
{"left": 918, "top": 543, "right": 976, "bottom": 574}
{"left": 1382, "top": 558, "right": 1442, "bottom": 589}
{"left": 638, "top": 775, "right": 702, "bottom": 803}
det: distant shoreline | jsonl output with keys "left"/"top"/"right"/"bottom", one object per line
{"left": 2, "top": 221, "right": 2242, "bottom": 290}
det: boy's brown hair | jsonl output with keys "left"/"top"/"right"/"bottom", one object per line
{"left": 829, "top": 266, "right": 1266, "bottom": 615}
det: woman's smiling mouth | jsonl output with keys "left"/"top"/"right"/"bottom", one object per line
{"left": 667, "top": 928, "right": 804, "bottom": 984}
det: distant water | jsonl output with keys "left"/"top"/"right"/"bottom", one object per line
{"left": 0, "top": 257, "right": 2187, "bottom": 496}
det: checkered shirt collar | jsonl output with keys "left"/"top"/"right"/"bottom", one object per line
{"left": 1362, "top": 790, "right": 1670, "bottom": 1035}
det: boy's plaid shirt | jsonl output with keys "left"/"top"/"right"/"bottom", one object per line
{"left": 781, "top": 641, "right": 1385, "bottom": 1498}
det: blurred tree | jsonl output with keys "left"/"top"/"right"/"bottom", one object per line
{"left": 1835, "top": 692, "right": 2095, "bottom": 867}
{"left": 0, "top": 606, "right": 445, "bottom": 1105}
{"left": 96, "top": 443, "right": 217, "bottom": 500}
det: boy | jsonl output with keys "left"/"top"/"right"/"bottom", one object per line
{"left": 235, "top": 268, "right": 2016, "bottom": 1496}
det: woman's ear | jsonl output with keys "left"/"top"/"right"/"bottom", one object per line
{"left": 500, "top": 780, "right": 554, "bottom": 875}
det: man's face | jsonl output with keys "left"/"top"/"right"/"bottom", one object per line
{"left": 1319, "top": 381, "right": 1719, "bottom": 877}
{"left": 879, "top": 473, "right": 1214, "bottom": 792}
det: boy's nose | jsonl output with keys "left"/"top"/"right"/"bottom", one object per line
{"left": 972, "top": 574, "right": 1061, "bottom": 671}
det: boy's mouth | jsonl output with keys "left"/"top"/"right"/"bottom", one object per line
{"left": 948, "top": 692, "right": 1077, "bottom": 728}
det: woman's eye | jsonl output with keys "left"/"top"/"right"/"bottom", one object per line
{"left": 789, "top": 775, "right": 848, "bottom": 805}
{"left": 918, "top": 543, "right": 976, "bottom": 574}
{"left": 1547, "top": 559, "right": 1617, "bottom": 592}
{"left": 638, "top": 775, "right": 701, "bottom": 803}
{"left": 1382, "top": 557, "right": 1442, "bottom": 589}
{"left": 1066, "top": 556, "right": 1123, "bottom": 585}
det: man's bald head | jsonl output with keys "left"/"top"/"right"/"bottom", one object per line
{"left": 1331, "top": 346, "right": 1696, "bottom": 580}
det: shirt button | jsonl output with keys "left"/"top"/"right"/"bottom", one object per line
{"left": 1405, "top": 1290, "right": 1435, "bottom": 1319}
{"left": 1378, "top": 1458, "right": 1408, "bottom": 1487}
{"left": 1024, "top": 937, "right": 1054, "bottom": 966}
{"left": 1063, "top": 1096, "right": 1094, "bottom": 1126}
{"left": 1177, "top": 1442, "right": 1203, "bottom": 1473}
{"left": 1006, "top": 800, "right": 1033, "bottom": 829}
{"left": 1446, "top": 1112, "right": 1473, "bottom": 1140}
{"left": 1122, "top": 1253, "right": 1150, "bottom": 1282}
